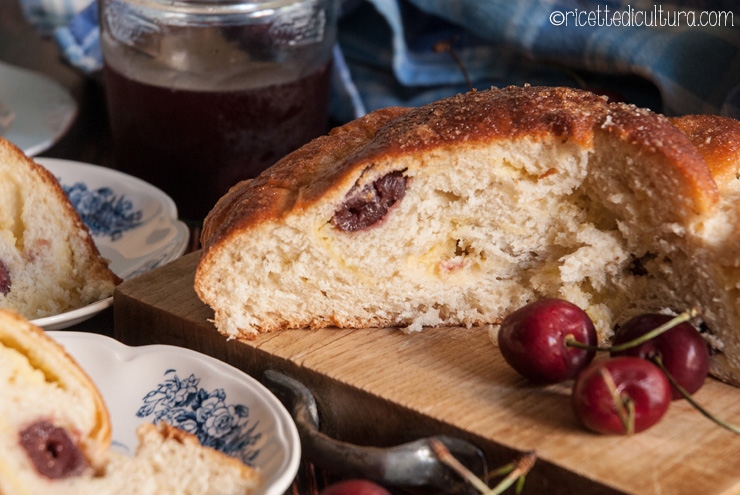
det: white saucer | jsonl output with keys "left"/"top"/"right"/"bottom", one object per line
{"left": 49, "top": 331, "right": 301, "bottom": 495}
{"left": 0, "top": 61, "right": 77, "bottom": 156}
{"left": 31, "top": 158, "right": 190, "bottom": 330}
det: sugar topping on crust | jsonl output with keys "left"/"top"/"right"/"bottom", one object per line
{"left": 671, "top": 114, "right": 740, "bottom": 193}
{"left": 201, "top": 86, "right": 718, "bottom": 253}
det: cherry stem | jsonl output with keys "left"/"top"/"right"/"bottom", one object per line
{"left": 566, "top": 308, "right": 700, "bottom": 353}
{"left": 599, "top": 366, "right": 635, "bottom": 435}
{"left": 651, "top": 355, "right": 740, "bottom": 435}
{"left": 430, "top": 438, "right": 536, "bottom": 495}
{"left": 486, "top": 451, "right": 536, "bottom": 495}
{"left": 433, "top": 38, "right": 474, "bottom": 91}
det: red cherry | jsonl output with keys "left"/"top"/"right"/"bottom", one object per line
{"left": 497, "top": 299, "right": 597, "bottom": 384}
{"left": 319, "top": 480, "right": 391, "bottom": 495}
{"left": 610, "top": 313, "right": 709, "bottom": 400}
{"left": 572, "top": 357, "right": 671, "bottom": 435}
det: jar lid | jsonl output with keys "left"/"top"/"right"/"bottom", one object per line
{"left": 115, "top": 0, "right": 322, "bottom": 16}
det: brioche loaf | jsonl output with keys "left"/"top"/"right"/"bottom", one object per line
{"left": 0, "top": 309, "right": 260, "bottom": 495}
{"left": 195, "top": 85, "right": 740, "bottom": 385}
{"left": 0, "top": 138, "right": 120, "bottom": 319}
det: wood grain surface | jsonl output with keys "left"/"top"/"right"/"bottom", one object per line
{"left": 114, "top": 251, "right": 740, "bottom": 495}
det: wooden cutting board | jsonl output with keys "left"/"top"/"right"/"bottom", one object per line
{"left": 113, "top": 251, "right": 740, "bottom": 494}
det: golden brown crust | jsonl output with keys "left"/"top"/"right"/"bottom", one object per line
{"left": 358, "top": 85, "right": 606, "bottom": 153}
{"left": 145, "top": 421, "right": 197, "bottom": 446}
{"left": 598, "top": 104, "right": 720, "bottom": 214}
{"left": 671, "top": 114, "right": 740, "bottom": 192}
{"left": 201, "top": 86, "right": 608, "bottom": 254}
{"left": 200, "top": 85, "right": 720, "bottom": 258}
{"left": 200, "top": 87, "right": 612, "bottom": 252}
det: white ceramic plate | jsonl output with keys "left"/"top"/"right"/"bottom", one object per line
{"left": 0, "top": 61, "right": 77, "bottom": 156}
{"left": 49, "top": 331, "right": 301, "bottom": 495}
{"left": 31, "top": 158, "right": 190, "bottom": 330}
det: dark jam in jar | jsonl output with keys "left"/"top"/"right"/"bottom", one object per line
{"left": 103, "top": 62, "right": 332, "bottom": 221}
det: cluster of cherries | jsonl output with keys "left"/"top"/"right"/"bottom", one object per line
{"left": 308, "top": 300, "right": 723, "bottom": 495}
{"left": 497, "top": 298, "right": 712, "bottom": 435}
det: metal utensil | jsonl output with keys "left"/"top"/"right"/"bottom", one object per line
{"left": 263, "top": 370, "right": 487, "bottom": 494}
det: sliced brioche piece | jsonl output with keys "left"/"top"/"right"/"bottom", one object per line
{"left": 194, "top": 85, "right": 740, "bottom": 384}
{"left": 0, "top": 309, "right": 111, "bottom": 494}
{"left": 74, "top": 422, "right": 261, "bottom": 495}
{"left": 195, "top": 85, "right": 715, "bottom": 337}
{"left": 0, "top": 138, "right": 120, "bottom": 319}
{"left": 0, "top": 309, "right": 261, "bottom": 495}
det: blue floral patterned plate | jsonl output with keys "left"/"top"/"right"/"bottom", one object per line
{"left": 48, "top": 331, "right": 301, "bottom": 495}
{"left": 30, "top": 158, "right": 189, "bottom": 330}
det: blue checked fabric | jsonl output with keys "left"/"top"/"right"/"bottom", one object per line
{"left": 22, "top": 0, "right": 740, "bottom": 122}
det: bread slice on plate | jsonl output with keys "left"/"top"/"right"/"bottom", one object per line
{"left": 0, "top": 309, "right": 260, "bottom": 495}
{"left": 0, "top": 309, "right": 111, "bottom": 492}
{"left": 0, "top": 138, "right": 120, "bottom": 319}
{"left": 82, "top": 422, "right": 261, "bottom": 495}
{"left": 195, "top": 85, "right": 740, "bottom": 386}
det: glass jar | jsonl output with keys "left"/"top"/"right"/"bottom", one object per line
{"left": 99, "top": 0, "right": 337, "bottom": 222}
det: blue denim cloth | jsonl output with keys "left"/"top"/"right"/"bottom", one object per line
{"left": 22, "top": 0, "right": 740, "bottom": 122}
